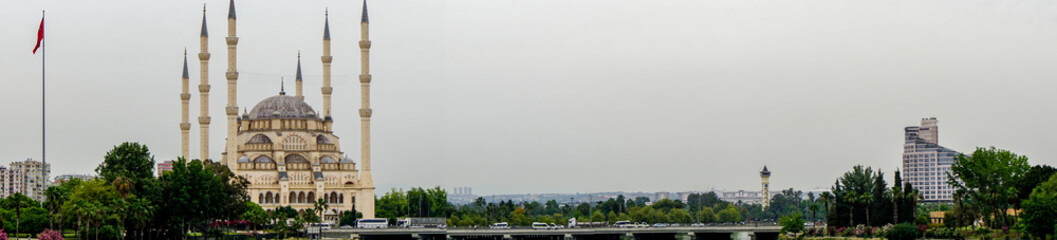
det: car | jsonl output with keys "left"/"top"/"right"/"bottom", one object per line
{"left": 491, "top": 222, "right": 510, "bottom": 229}
{"left": 613, "top": 221, "right": 632, "bottom": 228}
{"left": 531, "top": 222, "right": 550, "bottom": 230}
{"left": 340, "top": 225, "right": 353, "bottom": 229}
{"left": 690, "top": 223, "right": 705, "bottom": 227}
{"left": 550, "top": 223, "right": 563, "bottom": 229}
{"left": 652, "top": 223, "right": 668, "bottom": 228}
{"left": 670, "top": 223, "right": 681, "bottom": 227}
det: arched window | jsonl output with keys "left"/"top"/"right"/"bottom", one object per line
{"left": 298, "top": 192, "right": 306, "bottom": 203}
{"left": 285, "top": 154, "right": 309, "bottom": 170}
{"left": 289, "top": 192, "right": 297, "bottom": 204}
{"left": 258, "top": 193, "right": 263, "bottom": 203}
{"left": 307, "top": 192, "right": 315, "bottom": 202}
{"left": 254, "top": 155, "right": 274, "bottom": 163}
{"left": 316, "top": 135, "right": 332, "bottom": 144}
{"left": 266, "top": 192, "right": 274, "bottom": 204}
{"left": 330, "top": 191, "right": 338, "bottom": 203}
{"left": 247, "top": 134, "right": 272, "bottom": 144}
{"left": 285, "top": 154, "right": 308, "bottom": 163}
{"left": 340, "top": 193, "right": 345, "bottom": 203}
{"left": 282, "top": 136, "right": 307, "bottom": 151}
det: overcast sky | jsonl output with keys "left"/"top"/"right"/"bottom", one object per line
{"left": 3, "top": 0, "right": 1057, "bottom": 195}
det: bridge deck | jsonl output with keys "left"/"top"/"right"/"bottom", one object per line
{"left": 331, "top": 226, "right": 780, "bottom": 236}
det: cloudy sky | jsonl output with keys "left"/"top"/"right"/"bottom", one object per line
{"left": 2, "top": 0, "right": 1057, "bottom": 195}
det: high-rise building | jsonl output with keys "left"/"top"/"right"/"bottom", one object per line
{"left": 0, "top": 159, "right": 51, "bottom": 201}
{"left": 53, "top": 174, "right": 94, "bottom": 184}
{"left": 902, "top": 117, "right": 959, "bottom": 202}
{"left": 157, "top": 160, "right": 174, "bottom": 176}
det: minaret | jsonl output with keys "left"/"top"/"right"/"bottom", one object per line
{"left": 321, "top": 9, "right": 333, "bottom": 117}
{"left": 224, "top": 0, "right": 240, "bottom": 166}
{"left": 180, "top": 50, "right": 191, "bottom": 160}
{"left": 357, "top": 0, "right": 376, "bottom": 219}
{"left": 760, "top": 166, "right": 771, "bottom": 208}
{"left": 198, "top": 6, "right": 212, "bottom": 160}
{"left": 295, "top": 52, "right": 304, "bottom": 101}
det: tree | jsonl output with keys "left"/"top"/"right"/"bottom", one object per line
{"left": 778, "top": 212, "right": 805, "bottom": 236}
{"left": 807, "top": 204, "right": 819, "bottom": 223}
{"left": 947, "top": 147, "right": 1029, "bottom": 228}
{"left": 1022, "top": 175, "right": 1057, "bottom": 239}
{"left": 830, "top": 165, "right": 876, "bottom": 227}
{"left": 156, "top": 158, "right": 246, "bottom": 239}
{"left": 1013, "top": 165, "right": 1057, "bottom": 209}
{"left": 96, "top": 142, "right": 155, "bottom": 196}
{"left": 44, "top": 186, "right": 68, "bottom": 231}
{"left": 860, "top": 192, "right": 873, "bottom": 226}
{"left": 717, "top": 206, "right": 742, "bottom": 223}
{"left": 339, "top": 210, "right": 359, "bottom": 227}
{"left": 313, "top": 198, "right": 328, "bottom": 224}
{"left": 818, "top": 192, "right": 833, "bottom": 223}
{"left": 697, "top": 207, "right": 715, "bottom": 223}
{"left": 667, "top": 209, "right": 692, "bottom": 224}
{"left": 375, "top": 189, "right": 408, "bottom": 220}
{"left": 240, "top": 202, "right": 268, "bottom": 232}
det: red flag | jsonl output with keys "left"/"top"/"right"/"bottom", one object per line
{"left": 33, "top": 16, "right": 44, "bottom": 54}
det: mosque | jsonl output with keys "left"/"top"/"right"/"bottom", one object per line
{"left": 178, "top": 0, "right": 376, "bottom": 220}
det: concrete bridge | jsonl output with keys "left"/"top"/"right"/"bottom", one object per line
{"left": 323, "top": 226, "right": 781, "bottom": 240}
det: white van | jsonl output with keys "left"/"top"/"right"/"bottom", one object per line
{"left": 490, "top": 222, "right": 510, "bottom": 229}
{"left": 531, "top": 222, "right": 550, "bottom": 230}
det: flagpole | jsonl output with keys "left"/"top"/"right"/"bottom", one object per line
{"left": 41, "top": 10, "right": 46, "bottom": 200}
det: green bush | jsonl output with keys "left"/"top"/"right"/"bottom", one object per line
{"left": 974, "top": 226, "right": 992, "bottom": 236}
{"left": 886, "top": 223, "right": 919, "bottom": 240}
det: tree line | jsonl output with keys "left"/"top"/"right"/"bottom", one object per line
{"left": 375, "top": 188, "right": 831, "bottom": 227}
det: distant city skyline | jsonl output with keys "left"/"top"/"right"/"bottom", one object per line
{"left": 3, "top": 1, "right": 1057, "bottom": 195}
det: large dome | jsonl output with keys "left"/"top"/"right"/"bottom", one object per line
{"left": 247, "top": 95, "right": 318, "bottom": 119}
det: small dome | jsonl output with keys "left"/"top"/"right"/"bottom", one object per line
{"left": 247, "top": 95, "right": 318, "bottom": 120}
{"left": 237, "top": 156, "right": 251, "bottom": 163}
{"left": 320, "top": 156, "right": 337, "bottom": 164}
{"left": 340, "top": 156, "right": 354, "bottom": 164}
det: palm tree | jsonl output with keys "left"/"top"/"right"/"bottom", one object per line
{"left": 889, "top": 187, "right": 905, "bottom": 224}
{"left": 808, "top": 204, "right": 819, "bottom": 223}
{"left": 45, "top": 187, "right": 64, "bottom": 230}
{"left": 861, "top": 192, "right": 873, "bottom": 226}
{"left": 846, "top": 192, "right": 859, "bottom": 226}
{"left": 68, "top": 199, "right": 87, "bottom": 240}
{"left": 315, "top": 198, "right": 329, "bottom": 224}
{"left": 14, "top": 193, "right": 22, "bottom": 240}
{"left": 113, "top": 176, "right": 134, "bottom": 199}
{"left": 819, "top": 192, "right": 833, "bottom": 223}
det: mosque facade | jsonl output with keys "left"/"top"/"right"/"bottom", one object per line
{"left": 179, "top": 0, "right": 376, "bottom": 221}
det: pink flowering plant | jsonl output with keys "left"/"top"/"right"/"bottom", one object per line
{"left": 38, "top": 229, "right": 63, "bottom": 240}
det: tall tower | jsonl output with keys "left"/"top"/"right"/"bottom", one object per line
{"left": 919, "top": 117, "right": 938, "bottom": 144}
{"left": 198, "top": 6, "right": 212, "bottom": 160}
{"left": 357, "top": 0, "right": 376, "bottom": 218}
{"left": 180, "top": 50, "right": 191, "bottom": 160}
{"left": 295, "top": 52, "right": 303, "bottom": 101}
{"left": 760, "top": 166, "right": 771, "bottom": 208}
{"left": 321, "top": 10, "right": 333, "bottom": 118}
{"left": 223, "top": 0, "right": 240, "bottom": 166}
